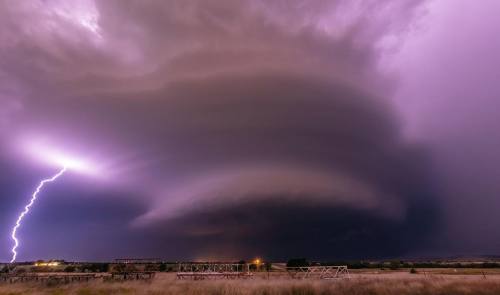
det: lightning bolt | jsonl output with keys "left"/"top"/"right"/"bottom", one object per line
{"left": 10, "top": 166, "right": 67, "bottom": 263}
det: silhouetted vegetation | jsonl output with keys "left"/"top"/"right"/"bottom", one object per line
{"left": 0, "top": 265, "right": 8, "bottom": 273}
{"left": 389, "top": 260, "right": 402, "bottom": 270}
{"left": 320, "top": 260, "right": 500, "bottom": 269}
{"left": 287, "top": 258, "right": 310, "bottom": 267}
{"left": 81, "top": 263, "right": 109, "bottom": 273}
{"left": 112, "top": 263, "right": 126, "bottom": 273}
{"left": 145, "top": 263, "right": 159, "bottom": 271}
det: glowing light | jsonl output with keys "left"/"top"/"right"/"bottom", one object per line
{"left": 35, "top": 261, "right": 60, "bottom": 267}
{"left": 10, "top": 167, "right": 67, "bottom": 263}
{"left": 23, "top": 142, "right": 98, "bottom": 176}
{"left": 52, "top": 0, "right": 102, "bottom": 39}
{"left": 253, "top": 258, "right": 262, "bottom": 265}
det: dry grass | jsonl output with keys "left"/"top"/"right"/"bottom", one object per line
{"left": 2, "top": 273, "right": 500, "bottom": 295}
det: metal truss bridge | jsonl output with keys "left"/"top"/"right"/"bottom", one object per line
{"left": 286, "top": 265, "right": 350, "bottom": 279}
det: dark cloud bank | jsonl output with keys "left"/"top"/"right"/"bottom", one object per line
{"left": 0, "top": 0, "right": 442, "bottom": 261}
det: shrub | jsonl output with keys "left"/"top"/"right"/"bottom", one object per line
{"left": 389, "top": 261, "right": 401, "bottom": 270}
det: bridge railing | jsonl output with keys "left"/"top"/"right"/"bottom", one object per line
{"left": 286, "top": 265, "right": 350, "bottom": 279}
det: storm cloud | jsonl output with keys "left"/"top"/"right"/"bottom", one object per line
{"left": 0, "top": 0, "right": 446, "bottom": 261}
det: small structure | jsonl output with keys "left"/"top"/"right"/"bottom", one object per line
{"left": 287, "top": 265, "right": 350, "bottom": 279}
{"left": 177, "top": 263, "right": 252, "bottom": 280}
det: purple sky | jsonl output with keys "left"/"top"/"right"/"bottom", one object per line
{"left": 394, "top": 1, "right": 500, "bottom": 255}
{"left": 1, "top": 0, "right": 499, "bottom": 262}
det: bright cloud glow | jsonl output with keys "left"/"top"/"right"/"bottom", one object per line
{"left": 23, "top": 141, "right": 99, "bottom": 176}
{"left": 51, "top": 0, "right": 102, "bottom": 38}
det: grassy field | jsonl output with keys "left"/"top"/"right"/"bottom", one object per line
{"left": 2, "top": 272, "right": 500, "bottom": 295}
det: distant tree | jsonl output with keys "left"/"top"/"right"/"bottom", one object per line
{"left": 81, "top": 263, "right": 108, "bottom": 273}
{"left": 286, "top": 258, "right": 310, "bottom": 268}
{"left": 64, "top": 266, "right": 76, "bottom": 273}
{"left": 389, "top": 260, "right": 401, "bottom": 270}
{"left": 14, "top": 268, "right": 26, "bottom": 274}
{"left": 483, "top": 262, "right": 500, "bottom": 268}
{"left": 145, "top": 263, "right": 160, "bottom": 271}
{"left": 97, "top": 263, "right": 109, "bottom": 272}
{"left": 99, "top": 263, "right": 109, "bottom": 272}
{"left": 160, "top": 263, "right": 171, "bottom": 271}
{"left": 113, "top": 263, "right": 126, "bottom": 273}
{"left": 402, "top": 262, "right": 412, "bottom": 268}
{"left": 125, "top": 264, "right": 138, "bottom": 272}
{"left": 348, "top": 261, "right": 371, "bottom": 269}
